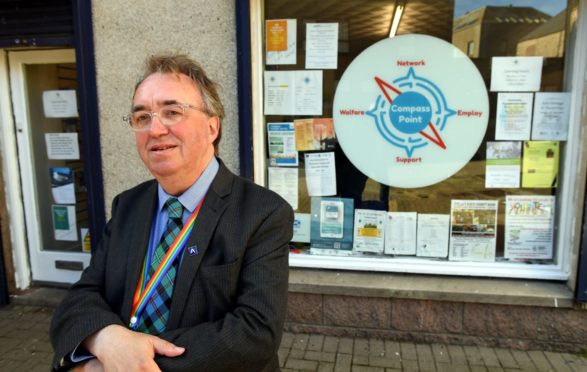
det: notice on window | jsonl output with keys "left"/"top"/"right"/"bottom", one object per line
{"left": 495, "top": 93, "right": 533, "bottom": 140}
{"left": 449, "top": 200, "right": 498, "bottom": 262}
{"left": 485, "top": 141, "right": 521, "bottom": 188}
{"left": 522, "top": 141, "right": 559, "bottom": 188}
{"left": 50, "top": 167, "right": 75, "bottom": 204}
{"left": 531, "top": 92, "right": 571, "bottom": 141}
{"left": 310, "top": 197, "right": 354, "bottom": 252}
{"left": 45, "top": 133, "right": 80, "bottom": 160}
{"left": 353, "top": 209, "right": 385, "bottom": 253}
{"left": 505, "top": 195, "right": 555, "bottom": 260}
{"left": 43, "top": 90, "right": 78, "bottom": 118}
{"left": 268, "top": 166, "right": 298, "bottom": 210}
{"left": 264, "top": 70, "right": 323, "bottom": 115}
{"left": 52, "top": 205, "right": 78, "bottom": 241}
{"left": 384, "top": 212, "right": 417, "bottom": 255}
{"left": 294, "top": 118, "right": 336, "bottom": 151}
{"left": 305, "top": 23, "right": 339, "bottom": 69}
{"left": 268, "top": 123, "right": 298, "bottom": 166}
{"left": 490, "top": 57, "right": 543, "bottom": 92}
{"left": 416, "top": 214, "right": 449, "bottom": 258}
{"left": 292, "top": 212, "right": 311, "bottom": 243}
{"left": 304, "top": 152, "right": 336, "bottom": 196}
{"left": 266, "top": 19, "right": 297, "bottom": 65}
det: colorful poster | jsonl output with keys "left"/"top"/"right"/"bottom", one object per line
{"left": 384, "top": 212, "right": 417, "bottom": 255}
{"left": 353, "top": 209, "right": 385, "bottom": 253}
{"left": 52, "top": 205, "right": 77, "bottom": 241}
{"left": 45, "top": 133, "right": 80, "bottom": 160}
{"left": 505, "top": 195, "right": 555, "bottom": 260}
{"left": 266, "top": 20, "right": 287, "bottom": 51}
{"left": 42, "top": 90, "right": 78, "bottom": 118}
{"left": 304, "top": 152, "right": 336, "bottom": 196}
{"left": 50, "top": 167, "right": 76, "bottom": 204}
{"left": 333, "top": 34, "right": 488, "bottom": 188}
{"left": 490, "top": 57, "right": 543, "bottom": 92}
{"left": 485, "top": 141, "right": 521, "bottom": 188}
{"left": 305, "top": 23, "right": 339, "bottom": 69}
{"left": 416, "top": 214, "right": 450, "bottom": 258}
{"left": 266, "top": 19, "right": 297, "bottom": 65}
{"left": 449, "top": 200, "right": 498, "bottom": 262}
{"left": 267, "top": 167, "right": 298, "bottom": 210}
{"left": 294, "top": 118, "right": 336, "bottom": 151}
{"left": 310, "top": 197, "right": 354, "bottom": 253}
{"left": 495, "top": 93, "right": 533, "bottom": 140}
{"left": 531, "top": 92, "right": 571, "bottom": 141}
{"left": 522, "top": 141, "right": 559, "bottom": 188}
{"left": 264, "top": 70, "right": 323, "bottom": 115}
{"left": 267, "top": 122, "right": 298, "bottom": 166}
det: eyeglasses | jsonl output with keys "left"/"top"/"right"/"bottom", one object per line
{"left": 123, "top": 102, "right": 209, "bottom": 132}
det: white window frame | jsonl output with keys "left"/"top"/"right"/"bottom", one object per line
{"left": 249, "top": 0, "right": 587, "bottom": 280}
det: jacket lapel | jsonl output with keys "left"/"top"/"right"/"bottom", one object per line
{"left": 120, "top": 182, "right": 159, "bottom": 324}
{"left": 166, "top": 163, "right": 233, "bottom": 329}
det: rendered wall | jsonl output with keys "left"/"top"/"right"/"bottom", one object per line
{"left": 91, "top": 0, "right": 238, "bottom": 215}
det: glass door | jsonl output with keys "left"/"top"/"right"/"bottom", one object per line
{"left": 8, "top": 49, "right": 90, "bottom": 284}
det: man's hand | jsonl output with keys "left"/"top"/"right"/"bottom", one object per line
{"left": 83, "top": 324, "right": 185, "bottom": 371}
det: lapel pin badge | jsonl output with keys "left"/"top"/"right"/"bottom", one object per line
{"left": 188, "top": 245, "right": 199, "bottom": 256}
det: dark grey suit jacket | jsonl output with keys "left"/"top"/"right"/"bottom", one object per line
{"left": 50, "top": 161, "right": 293, "bottom": 371}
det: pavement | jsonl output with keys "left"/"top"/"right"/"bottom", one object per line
{"left": 0, "top": 288, "right": 586, "bottom": 371}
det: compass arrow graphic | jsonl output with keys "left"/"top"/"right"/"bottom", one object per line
{"left": 374, "top": 76, "right": 446, "bottom": 150}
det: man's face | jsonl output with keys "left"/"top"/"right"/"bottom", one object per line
{"left": 133, "top": 73, "right": 219, "bottom": 187}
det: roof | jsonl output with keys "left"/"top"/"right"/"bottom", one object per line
{"left": 519, "top": 10, "right": 566, "bottom": 41}
{"left": 454, "top": 5, "right": 551, "bottom": 32}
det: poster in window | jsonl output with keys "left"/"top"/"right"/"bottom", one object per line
{"left": 531, "top": 92, "right": 570, "bottom": 141}
{"left": 266, "top": 19, "right": 297, "bottom": 65}
{"left": 495, "top": 93, "right": 533, "bottom": 140}
{"left": 384, "top": 212, "right": 417, "bottom": 255}
{"left": 448, "top": 200, "right": 498, "bottom": 262}
{"left": 310, "top": 197, "right": 354, "bottom": 253}
{"left": 353, "top": 209, "right": 385, "bottom": 253}
{"left": 522, "top": 141, "right": 559, "bottom": 188}
{"left": 267, "top": 122, "right": 298, "bottom": 166}
{"left": 416, "top": 214, "right": 450, "bottom": 258}
{"left": 485, "top": 141, "right": 521, "bottom": 188}
{"left": 505, "top": 195, "right": 554, "bottom": 260}
{"left": 490, "top": 57, "right": 543, "bottom": 92}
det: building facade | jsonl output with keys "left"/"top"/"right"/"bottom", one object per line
{"left": 1, "top": 0, "right": 587, "bottom": 352}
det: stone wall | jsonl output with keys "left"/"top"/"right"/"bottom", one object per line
{"left": 285, "top": 292, "right": 587, "bottom": 353}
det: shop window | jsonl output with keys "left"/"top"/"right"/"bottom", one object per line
{"left": 251, "top": 0, "right": 578, "bottom": 279}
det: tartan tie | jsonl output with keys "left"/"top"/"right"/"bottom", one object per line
{"left": 136, "top": 198, "right": 184, "bottom": 334}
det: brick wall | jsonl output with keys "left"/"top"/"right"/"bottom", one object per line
{"left": 285, "top": 292, "right": 587, "bottom": 353}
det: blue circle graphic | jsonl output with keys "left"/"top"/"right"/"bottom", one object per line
{"left": 389, "top": 92, "right": 432, "bottom": 134}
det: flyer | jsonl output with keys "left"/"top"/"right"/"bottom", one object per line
{"left": 264, "top": 70, "right": 323, "bottom": 115}
{"left": 50, "top": 167, "right": 76, "bottom": 204}
{"left": 42, "top": 90, "right": 78, "bottom": 118}
{"left": 531, "top": 92, "right": 571, "bottom": 141}
{"left": 485, "top": 141, "right": 521, "bottom": 188}
{"left": 292, "top": 213, "right": 311, "bottom": 243}
{"left": 384, "top": 212, "right": 417, "bottom": 255}
{"left": 267, "top": 122, "right": 298, "bottom": 166}
{"left": 353, "top": 209, "right": 385, "bottom": 253}
{"left": 495, "top": 93, "right": 533, "bottom": 140}
{"left": 304, "top": 152, "right": 336, "bottom": 196}
{"left": 490, "top": 56, "right": 543, "bottom": 92}
{"left": 52, "top": 205, "right": 78, "bottom": 241}
{"left": 266, "top": 19, "right": 297, "bottom": 65}
{"left": 448, "top": 200, "right": 498, "bottom": 262}
{"left": 310, "top": 197, "right": 354, "bottom": 252}
{"left": 505, "top": 195, "right": 555, "bottom": 260}
{"left": 416, "top": 214, "right": 450, "bottom": 258}
{"left": 305, "top": 23, "right": 339, "bottom": 69}
{"left": 522, "top": 141, "right": 559, "bottom": 188}
{"left": 267, "top": 166, "right": 298, "bottom": 210}
{"left": 294, "top": 118, "right": 336, "bottom": 151}
{"left": 45, "top": 133, "right": 80, "bottom": 160}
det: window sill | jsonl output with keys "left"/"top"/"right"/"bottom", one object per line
{"left": 288, "top": 268, "right": 575, "bottom": 308}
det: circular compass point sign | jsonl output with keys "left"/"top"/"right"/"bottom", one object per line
{"left": 333, "top": 34, "right": 489, "bottom": 188}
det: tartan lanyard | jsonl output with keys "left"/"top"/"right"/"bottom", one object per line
{"left": 129, "top": 198, "right": 205, "bottom": 329}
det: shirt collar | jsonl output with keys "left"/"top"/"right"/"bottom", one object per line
{"left": 157, "top": 157, "right": 219, "bottom": 213}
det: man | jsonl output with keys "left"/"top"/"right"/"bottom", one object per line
{"left": 50, "top": 54, "right": 293, "bottom": 371}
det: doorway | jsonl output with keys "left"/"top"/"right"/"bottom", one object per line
{"left": 2, "top": 49, "right": 90, "bottom": 285}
